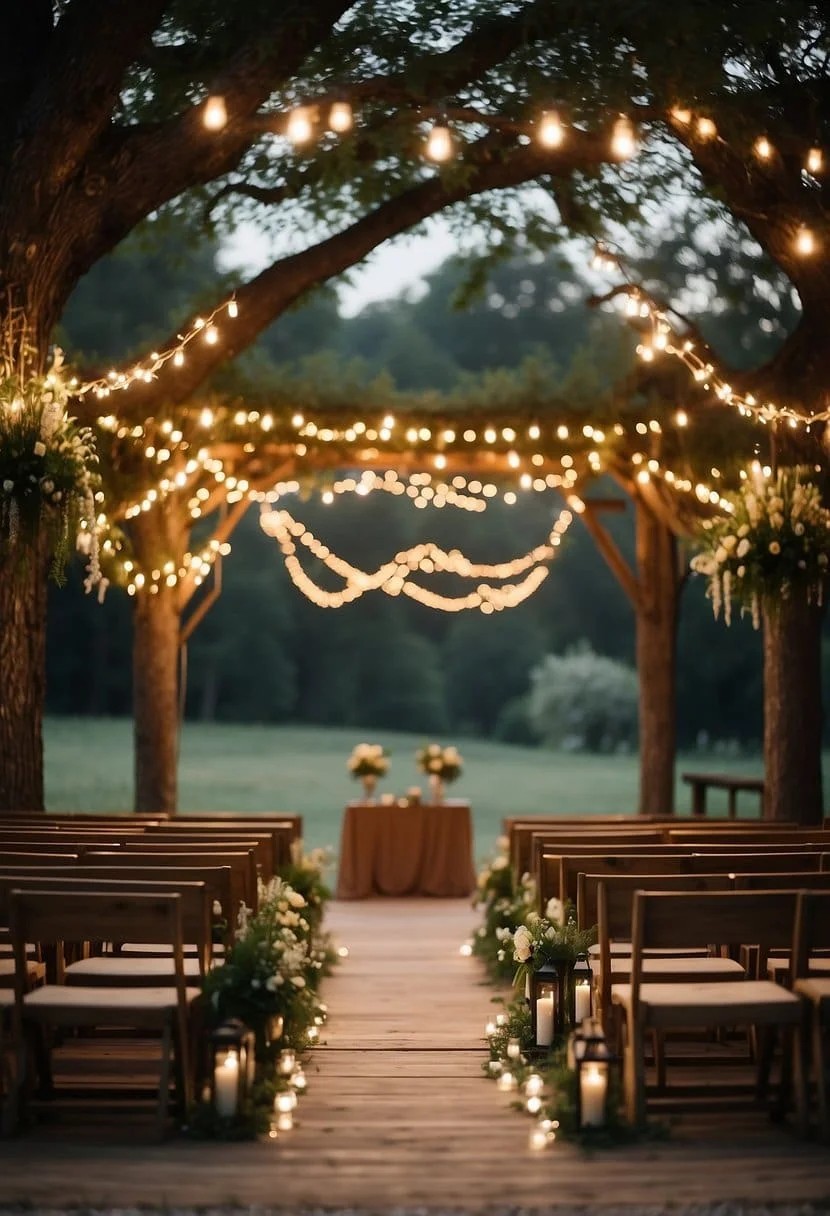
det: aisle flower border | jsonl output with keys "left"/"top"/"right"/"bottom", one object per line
{"left": 192, "top": 848, "right": 337, "bottom": 1139}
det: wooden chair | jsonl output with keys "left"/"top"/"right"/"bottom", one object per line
{"left": 7, "top": 889, "right": 201, "bottom": 1139}
{"left": 793, "top": 890, "right": 830, "bottom": 1140}
{"left": 612, "top": 890, "right": 802, "bottom": 1126}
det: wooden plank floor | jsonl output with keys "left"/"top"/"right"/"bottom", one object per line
{"left": 2, "top": 898, "right": 830, "bottom": 1209}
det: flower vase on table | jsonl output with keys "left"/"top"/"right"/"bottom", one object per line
{"left": 428, "top": 772, "right": 445, "bottom": 804}
{"left": 362, "top": 773, "right": 377, "bottom": 802}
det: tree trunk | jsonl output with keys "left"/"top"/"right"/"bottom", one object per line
{"left": 130, "top": 504, "right": 187, "bottom": 814}
{"left": 762, "top": 596, "right": 824, "bottom": 825}
{"left": 634, "top": 500, "right": 680, "bottom": 817}
{"left": 0, "top": 533, "right": 50, "bottom": 812}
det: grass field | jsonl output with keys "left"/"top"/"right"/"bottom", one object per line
{"left": 43, "top": 717, "right": 778, "bottom": 865}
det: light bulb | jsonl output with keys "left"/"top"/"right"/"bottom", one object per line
{"left": 227, "top": 299, "right": 238, "bottom": 318}
{"left": 671, "top": 107, "right": 692, "bottom": 125}
{"left": 286, "top": 107, "right": 314, "bottom": 144}
{"left": 795, "top": 225, "right": 816, "bottom": 256}
{"left": 329, "top": 100, "right": 353, "bottom": 133}
{"left": 696, "top": 116, "right": 717, "bottom": 139}
{"left": 611, "top": 115, "right": 636, "bottom": 159}
{"left": 203, "top": 95, "right": 227, "bottom": 131}
{"left": 537, "top": 110, "right": 564, "bottom": 148}
{"left": 807, "top": 147, "right": 824, "bottom": 174}
{"left": 754, "top": 135, "right": 773, "bottom": 160}
{"left": 425, "top": 121, "right": 454, "bottom": 162}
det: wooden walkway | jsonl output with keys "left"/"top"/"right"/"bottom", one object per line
{"left": 1, "top": 898, "right": 830, "bottom": 1209}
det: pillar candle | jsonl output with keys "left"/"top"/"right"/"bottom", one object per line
{"left": 214, "top": 1050, "right": 239, "bottom": 1118}
{"left": 536, "top": 992, "right": 554, "bottom": 1047}
{"left": 579, "top": 1063, "right": 607, "bottom": 1128}
{"left": 574, "top": 981, "right": 592, "bottom": 1023}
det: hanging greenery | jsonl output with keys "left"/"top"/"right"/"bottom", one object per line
{"left": 690, "top": 466, "right": 830, "bottom": 627}
{"left": 0, "top": 336, "right": 102, "bottom": 587}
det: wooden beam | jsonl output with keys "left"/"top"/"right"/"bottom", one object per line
{"left": 577, "top": 501, "right": 640, "bottom": 609}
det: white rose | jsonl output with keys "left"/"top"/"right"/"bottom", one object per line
{"left": 33, "top": 441, "right": 46, "bottom": 458}
{"left": 794, "top": 523, "right": 805, "bottom": 536}
{"left": 736, "top": 538, "right": 750, "bottom": 558}
{"left": 545, "top": 897, "right": 564, "bottom": 924}
{"left": 288, "top": 890, "right": 306, "bottom": 908}
{"left": 290, "top": 975, "right": 306, "bottom": 988}
{"left": 513, "top": 925, "right": 532, "bottom": 963}
{"left": 2, "top": 480, "right": 12, "bottom": 492}
{"left": 769, "top": 541, "right": 781, "bottom": 555}
{"left": 491, "top": 856, "right": 508, "bottom": 871}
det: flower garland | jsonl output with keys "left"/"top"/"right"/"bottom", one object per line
{"left": 0, "top": 343, "right": 102, "bottom": 588}
{"left": 470, "top": 836, "right": 537, "bottom": 983}
{"left": 691, "top": 466, "right": 830, "bottom": 628}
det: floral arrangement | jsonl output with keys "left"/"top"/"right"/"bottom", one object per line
{"left": 347, "top": 742, "right": 389, "bottom": 779}
{"left": 416, "top": 742, "right": 463, "bottom": 782}
{"left": 690, "top": 466, "right": 830, "bottom": 627}
{"left": 0, "top": 339, "right": 102, "bottom": 587}
{"left": 510, "top": 908, "right": 596, "bottom": 993}
{"left": 471, "top": 837, "right": 537, "bottom": 982}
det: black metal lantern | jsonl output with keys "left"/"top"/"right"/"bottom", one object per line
{"left": 571, "top": 1017, "right": 617, "bottom": 1130}
{"left": 210, "top": 1019, "right": 255, "bottom": 1119}
{"left": 570, "top": 952, "right": 594, "bottom": 1026}
{"left": 529, "top": 959, "right": 567, "bottom": 1049}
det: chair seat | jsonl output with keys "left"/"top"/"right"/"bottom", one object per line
{"left": 794, "top": 976, "right": 830, "bottom": 1008}
{"left": 768, "top": 955, "right": 830, "bottom": 981}
{"left": 117, "top": 942, "right": 224, "bottom": 958}
{"left": 0, "top": 958, "right": 45, "bottom": 987}
{"left": 65, "top": 956, "right": 205, "bottom": 986}
{"left": 589, "top": 943, "right": 708, "bottom": 958}
{"left": 22, "top": 984, "right": 202, "bottom": 1025}
{"left": 612, "top": 979, "right": 802, "bottom": 1028}
{"left": 603, "top": 956, "right": 745, "bottom": 982}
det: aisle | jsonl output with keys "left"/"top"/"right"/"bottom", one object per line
{"left": 1, "top": 898, "right": 830, "bottom": 1210}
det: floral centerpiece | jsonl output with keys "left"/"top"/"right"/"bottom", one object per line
{"left": 0, "top": 341, "right": 102, "bottom": 588}
{"left": 416, "top": 742, "right": 463, "bottom": 802}
{"left": 690, "top": 465, "right": 830, "bottom": 628}
{"left": 511, "top": 907, "right": 595, "bottom": 995}
{"left": 347, "top": 742, "right": 389, "bottom": 800}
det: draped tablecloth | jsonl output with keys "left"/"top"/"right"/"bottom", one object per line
{"left": 336, "top": 799, "right": 476, "bottom": 899}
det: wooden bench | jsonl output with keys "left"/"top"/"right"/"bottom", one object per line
{"left": 681, "top": 771, "right": 765, "bottom": 818}
{"left": 793, "top": 891, "right": 830, "bottom": 1140}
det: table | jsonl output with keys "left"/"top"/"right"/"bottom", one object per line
{"left": 336, "top": 799, "right": 476, "bottom": 899}
{"left": 681, "top": 771, "right": 765, "bottom": 818}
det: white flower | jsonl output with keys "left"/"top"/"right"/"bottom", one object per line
{"left": 513, "top": 925, "right": 533, "bottom": 963}
{"left": 721, "top": 535, "right": 737, "bottom": 552}
{"left": 737, "top": 524, "right": 750, "bottom": 538}
{"left": 545, "top": 897, "right": 564, "bottom": 924}
{"left": 2, "top": 480, "right": 12, "bottom": 493}
{"left": 491, "top": 856, "right": 508, "bottom": 871}
{"left": 290, "top": 975, "right": 306, "bottom": 988}
{"left": 287, "top": 890, "right": 306, "bottom": 908}
{"left": 736, "top": 538, "right": 750, "bottom": 558}
{"left": 33, "top": 441, "right": 46, "bottom": 458}
{"left": 794, "top": 522, "right": 805, "bottom": 536}
{"left": 769, "top": 541, "right": 781, "bottom": 555}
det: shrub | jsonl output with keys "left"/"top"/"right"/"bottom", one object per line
{"left": 528, "top": 641, "right": 638, "bottom": 753}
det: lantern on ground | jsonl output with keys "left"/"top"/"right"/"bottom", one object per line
{"left": 210, "top": 1019, "right": 255, "bottom": 1119}
{"left": 571, "top": 1017, "right": 616, "bottom": 1130}
{"left": 529, "top": 960, "right": 566, "bottom": 1049}
{"left": 278, "top": 1046, "right": 296, "bottom": 1077}
{"left": 571, "top": 952, "right": 594, "bottom": 1024}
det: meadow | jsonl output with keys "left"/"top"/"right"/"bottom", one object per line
{"left": 43, "top": 717, "right": 775, "bottom": 865}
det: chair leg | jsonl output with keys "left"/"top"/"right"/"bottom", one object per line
{"left": 771, "top": 1026, "right": 793, "bottom": 1121}
{"left": 624, "top": 1014, "right": 647, "bottom": 1127}
{"left": 814, "top": 1007, "right": 829, "bottom": 1143}
{"left": 651, "top": 1029, "right": 667, "bottom": 1089}
{"left": 756, "top": 1025, "right": 776, "bottom": 1100}
{"left": 793, "top": 1005, "right": 812, "bottom": 1137}
{"left": 155, "top": 1022, "right": 173, "bottom": 1142}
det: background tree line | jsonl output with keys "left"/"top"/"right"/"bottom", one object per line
{"left": 47, "top": 216, "right": 803, "bottom": 752}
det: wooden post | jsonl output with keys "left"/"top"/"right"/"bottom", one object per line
{"left": 762, "top": 596, "right": 824, "bottom": 825}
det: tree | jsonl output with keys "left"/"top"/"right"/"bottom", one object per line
{"left": 528, "top": 642, "right": 639, "bottom": 753}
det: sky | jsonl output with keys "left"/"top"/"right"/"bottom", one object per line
{"left": 222, "top": 219, "right": 460, "bottom": 317}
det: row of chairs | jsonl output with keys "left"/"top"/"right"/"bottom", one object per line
{"left": 0, "top": 811, "right": 303, "bottom": 1137}
{"left": 500, "top": 814, "right": 830, "bottom": 1137}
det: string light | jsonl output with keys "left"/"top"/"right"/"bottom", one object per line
{"left": 328, "top": 101, "right": 353, "bottom": 133}
{"left": 806, "top": 147, "right": 824, "bottom": 175}
{"left": 754, "top": 135, "right": 773, "bottom": 160}
{"left": 794, "top": 225, "right": 816, "bottom": 256}
{"left": 286, "top": 107, "right": 314, "bottom": 144}
{"left": 75, "top": 298, "right": 239, "bottom": 398}
{"left": 203, "top": 96, "right": 227, "bottom": 131}
{"left": 696, "top": 116, "right": 717, "bottom": 140}
{"left": 611, "top": 115, "right": 637, "bottom": 159}
{"left": 537, "top": 110, "right": 565, "bottom": 148}
{"left": 425, "top": 120, "right": 455, "bottom": 162}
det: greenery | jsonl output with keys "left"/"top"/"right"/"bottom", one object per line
{"left": 0, "top": 346, "right": 101, "bottom": 585}
{"left": 511, "top": 911, "right": 597, "bottom": 995}
{"left": 527, "top": 643, "right": 640, "bottom": 753}
{"left": 471, "top": 838, "right": 537, "bottom": 983}
{"left": 691, "top": 467, "right": 830, "bottom": 626}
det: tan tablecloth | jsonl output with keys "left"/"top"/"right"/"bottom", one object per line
{"left": 336, "top": 800, "right": 476, "bottom": 899}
